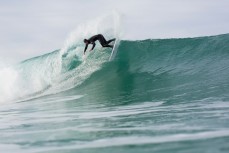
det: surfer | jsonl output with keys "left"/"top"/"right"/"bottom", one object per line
{"left": 83, "top": 34, "right": 115, "bottom": 55}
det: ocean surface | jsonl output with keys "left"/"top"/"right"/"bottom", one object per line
{"left": 0, "top": 33, "right": 229, "bottom": 153}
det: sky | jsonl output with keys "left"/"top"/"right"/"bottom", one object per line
{"left": 0, "top": 0, "right": 228, "bottom": 62}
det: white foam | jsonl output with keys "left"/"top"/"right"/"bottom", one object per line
{"left": 0, "top": 12, "right": 123, "bottom": 103}
{"left": 31, "top": 130, "right": 229, "bottom": 152}
{"left": 60, "top": 11, "right": 123, "bottom": 56}
{"left": 0, "top": 67, "right": 18, "bottom": 102}
{"left": 44, "top": 12, "right": 123, "bottom": 95}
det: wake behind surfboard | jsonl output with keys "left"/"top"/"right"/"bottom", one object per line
{"left": 109, "top": 38, "right": 119, "bottom": 61}
{"left": 84, "top": 38, "right": 119, "bottom": 61}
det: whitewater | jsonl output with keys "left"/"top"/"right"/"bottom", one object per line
{"left": 0, "top": 15, "right": 229, "bottom": 153}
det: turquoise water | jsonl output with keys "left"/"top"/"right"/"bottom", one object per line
{"left": 0, "top": 34, "right": 229, "bottom": 153}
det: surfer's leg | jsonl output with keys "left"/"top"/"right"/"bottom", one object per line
{"left": 103, "top": 44, "right": 113, "bottom": 48}
{"left": 98, "top": 35, "right": 108, "bottom": 47}
{"left": 107, "top": 38, "right": 116, "bottom": 44}
{"left": 98, "top": 35, "right": 114, "bottom": 48}
{"left": 98, "top": 34, "right": 107, "bottom": 43}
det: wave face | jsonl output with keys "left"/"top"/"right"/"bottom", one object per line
{"left": 3, "top": 33, "right": 229, "bottom": 103}
{"left": 0, "top": 34, "right": 229, "bottom": 153}
{"left": 71, "top": 34, "right": 229, "bottom": 104}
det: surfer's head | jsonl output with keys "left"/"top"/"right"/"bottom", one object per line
{"left": 84, "top": 39, "right": 89, "bottom": 44}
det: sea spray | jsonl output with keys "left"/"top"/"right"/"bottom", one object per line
{"left": 0, "top": 13, "right": 122, "bottom": 102}
{"left": 0, "top": 51, "right": 61, "bottom": 102}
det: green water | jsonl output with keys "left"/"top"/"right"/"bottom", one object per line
{"left": 0, "top": 34, "right": 229, "bottom": 153}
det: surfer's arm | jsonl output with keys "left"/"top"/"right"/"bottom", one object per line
{"left": 84, "top": 44, "right": 88, "bottom": 54}
{"left": 91, "top": 42, "right": 96, "bottom": 51}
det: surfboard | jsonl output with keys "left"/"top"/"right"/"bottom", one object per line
{"left": 109, "top": 39, "right": 119, "bottom": 61}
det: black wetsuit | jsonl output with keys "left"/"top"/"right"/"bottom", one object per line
{"left": 84, "top": 34, "right": 115, "bottom": 53}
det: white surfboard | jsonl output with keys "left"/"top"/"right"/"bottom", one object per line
{"left": 109, "top": 39, "right": 119, "bottom": 61}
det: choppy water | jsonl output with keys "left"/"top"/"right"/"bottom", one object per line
{"left": 1, "top": 34, "right": 229, "bottom": 153}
